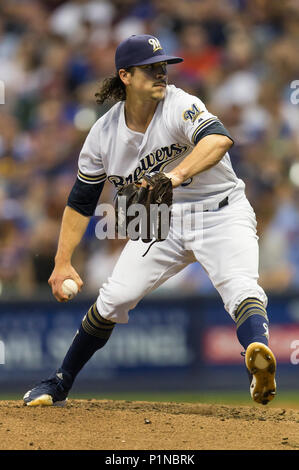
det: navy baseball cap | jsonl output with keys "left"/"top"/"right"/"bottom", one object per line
{"left": 115, "top": 34, "right": 183, "bottom": 70}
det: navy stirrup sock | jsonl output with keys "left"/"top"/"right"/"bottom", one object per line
{"left": 60, "top": 303, "right": 115, "bottom": 383}
{"left": 235, "top": 297, "right": 269, "bottom": 351}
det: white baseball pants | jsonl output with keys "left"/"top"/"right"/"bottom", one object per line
{"left": 96, "top": 185, "right": 267, "bottom": 323}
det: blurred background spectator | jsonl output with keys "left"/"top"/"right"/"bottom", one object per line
{"left": 0, "top": 0, "right": 299, "bottom": 298}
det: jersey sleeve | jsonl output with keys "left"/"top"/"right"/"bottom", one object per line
{"left": 169, "top": 89, "right": 233, "bottom": 146}
{"left": 67, "top": 178, "right": 105, "bottom": 217}
{"left": 77, "top": 121, "right": 107, "bottom": 185}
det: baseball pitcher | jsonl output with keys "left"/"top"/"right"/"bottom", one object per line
{"left": 23, "top": 35, "right": 276, "bottom": 406}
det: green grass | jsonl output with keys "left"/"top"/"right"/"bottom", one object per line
{"left": 2, "top": 391, "right": 298, "bottom": 407}
{"left": 72, "top": 391, "right": 299, "bottom": 407}
{"left": 71, "top": 391, "right": 252, "bottom": 404}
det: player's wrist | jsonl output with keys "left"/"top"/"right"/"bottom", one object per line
{"left": 54, "top": 253, "right": 72, "bottom": 267}
{"left": 164, "top": 170, "right": 185, "bottom": 188}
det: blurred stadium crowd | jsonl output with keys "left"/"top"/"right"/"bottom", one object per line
{"left": 0, "top": 0, "right": 299, "bottom": 298}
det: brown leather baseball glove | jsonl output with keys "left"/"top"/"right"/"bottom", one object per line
{"left": 115, "top": 172, "right": 173, "bottom": 253}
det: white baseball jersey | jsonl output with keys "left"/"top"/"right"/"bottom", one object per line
{"left": 77, "top": 84, "right": 244, "bottom": 204}
{"left": 74, "top": 84, "right": 267, "bottom": 324}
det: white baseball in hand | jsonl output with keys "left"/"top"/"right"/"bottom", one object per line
{"left": 62, "top": 279, "right": 78, "bottom": 300}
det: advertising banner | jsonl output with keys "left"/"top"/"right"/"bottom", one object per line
{"left": 0, "top": 294, "right": 298, "bottom": 391}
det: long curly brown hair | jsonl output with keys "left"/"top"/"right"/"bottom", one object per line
{"left": 95, "top": 68, "right": 134, "bottom": 105}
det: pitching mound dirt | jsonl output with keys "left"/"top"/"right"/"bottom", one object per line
{"left": 0, "top": 400, "right": 299, "bottom": 450}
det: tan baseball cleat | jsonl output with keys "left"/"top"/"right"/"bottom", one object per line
{"left": 245, "top": 342, "right": 276, "bottom": 405}
{"left": 23, "top": 369, "right": 71, "bottom": 406}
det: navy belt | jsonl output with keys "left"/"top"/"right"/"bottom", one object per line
{"left": 203, "top": 196, "right": 229, "bottom": 212}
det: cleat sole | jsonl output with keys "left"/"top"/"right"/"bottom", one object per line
{"left": 245, "top": 342, "right": 276, "bottom": 406}
{"left": 25, "top": 394, "right": 53, "bottom": 406}
{"left": 25, "top": 395, "right": 68, "bottom": 407}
